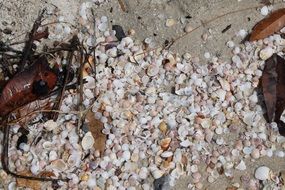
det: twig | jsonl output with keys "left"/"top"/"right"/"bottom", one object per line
{"left": 19, "top": 9, "right": 46, "bottom": 71}
{"left": 117, "top": 0, "right": 127, "bottom": 12}
{"left": 50, "top": 35, "right": 79, "bottom": 120}
{"left": 77, "top": 43, "right": 85, "bottom": 132}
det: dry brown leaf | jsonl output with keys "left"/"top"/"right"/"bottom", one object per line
{"left": 16, "top": 171, "right": 41, "bottom": 190}
{"left": 86, "top": 111, "right": 106, "bottom": 155}
{"left": 261, "top": 54, "right": 285, "bottom": 136}
{"left": 249, "top": 8, "right": 285, "bottom": 41}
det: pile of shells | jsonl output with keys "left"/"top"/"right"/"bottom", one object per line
{"left": 1, "top": 1, "right": 285, "bottom": 190}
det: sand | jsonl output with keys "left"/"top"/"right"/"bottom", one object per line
{"left": 1, "top": 0, "right": 285, "bottom": 189}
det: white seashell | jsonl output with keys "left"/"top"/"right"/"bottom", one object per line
{"left": 243, "top": 146, "right": 253, "bottom": 155}
{"left": 259, "top": 46, "right": 274, "bottom": 60}
{"left": 8, "top": 182, "right": 16, "bottom": 190}
{"left": 180, "top": 139, "right": 191, "bottom": 147}
{"left": 190, "top": 165, "right": 198, "bottom": 173}
{"left": 84, "top": 76, "right": 96, "bottom": 89}
{"left": 44, "top": 120, "right": 58, "bottom": 131}
{"left": 216, "top": 138, "right": 224, "bottom": 145}
{"left": 87, "top": 177, "right": 97, "bottom": 188}
{"left": 215, "top": 127, "right": 223, "bottom": 135}
{"left": 139, "top": 167, "right": 149, "bottom": 179}
{"left": 215, "top": 89, "right": 226, "bottom": 101}
{"left": 30, "top": 161, "right": 40, "bottom": 174}
{"left": 232, "top": 55, "right": 242, "bottom": 68}
{"left": 218, "top": 78, "right": 230, "bottom": 91}
{"left": 275, "top": 150, "right": 285, "bottom": 158}
{"left": 226, "top": 41, "right": 235, "bottom": 48}
{"left": 260, "top": 6, "right": 269, "bottom": 16}
{"left": 51, "top": 159, "right": 67, "bottom": 171}
{"left": 243, "top": 111, "right": 255, "bottom": 126}
{"left": 254, "top": 166, "right": 270, "bottom": 180}
{"left": 68, "top": 152, "right": 81, "bottom": 167}
{"left": 81, "top": 132, "right": 95, "bottom": 151}
{"left": 201, "top": 118, "right": 212, "bottom": 129}
{"left": 161, "top": 151, "right": 173, "bottom": 158}
{"left": 235, "top": 160, "right": 246, "bottom": 171}
{"left": 49, "top": 150, "right": 58, "bottom": 161}
{"left": 98, "top": 22, "right": 108, "bottom": 32}
{"left": 142, "top": 184, "right": 151, "bottom": 190}
{"left": 166, "top": 18, "right": 176, "bottom": 27}
{"left": 42, "top": 141, "right": 53, "bottom": 149}
{"left": 122, "top": 150, "right": 131, "bottom": 161}
{"left": 151, "top": 169, "right": 164, "bottom": 179}
{"left": 147, "top": 64, "right": 159, "bottom": 77}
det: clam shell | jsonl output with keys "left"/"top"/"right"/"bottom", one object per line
{"left": 151, "top": 169, "right": 165, "bottom": 179}
{"left": 44, "top": 120, "right": 58, "bottom": 131}
{"left": 255, "top": 166, "right": 270, "bottom": 180}
{"left": 51, "top": 159, "right": 67, "bottom": 171}
{"left": 81, "top": 132, "right": 95, "bottom": 151}
{"left": 160, "top": 151, "right": 173, "bottom": 158}
{"left": 160, "top": 138, "right": 171, "bottom": 151}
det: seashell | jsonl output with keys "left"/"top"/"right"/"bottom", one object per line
{"left": 255, "top": 166, "right": 270, "bottom": 180}
{"left": 49, "top": 150, "right": 58, "bottom": 161}
{"left": 190, "top": 165, "right": 198, "bottom": 173}
{"left": 200, "top": 118, "right": 212, "bottom": 129}
{"left": 81, "top": 132, "right": 95, "bottom": 151}
{"left": 84, "top": 76, "right": 96, "bottom": 89}
{"left": 159, "top": 121, "right": 168, "bottom": 134}
{"left": 165, "top": 18, "right": 176, "bottom": 27}
{"left": 235, "top": 160, "right": 246, "bottom": 171}
{"left": 147, "top": 64, "right": 159, "bottom": 77}
{"left": 8, "top": 182, "right": 16, "bottom": 190}
{"left": 68, "top": 152, "right": 81, "bottom": 167}
{"left": 44, "top": 120, "right": 58, "bottom": 131}
{"left": 122, "top": 150, "right": 131, "bottom": 161}
{"left": 251, "top": 149, "right": 260, "bottom": 159}
{"left": 259, "top": 46, "right": 274, "bottom": 60}
{"left": 215, "top": 89, "right": 226, "bottom": 101}
{"left": 184, "top": 23, "right": 193, "bottom": 33}
{"left": 139, "top": 167, "right": 149, "bottom": 179}
{"left": 160, "top": 138, "right": 171, "bottom": 151}
{"left": 207, "top": 176, "right": 215, "bottom": 183}
{"left": 80, "top": 174, "right": 89, "bottom": 181}
{"left": 243, "top": 147, "right": 252, "bottom": 155}
{"left": 218, "top": 77, "right": 230, "bottom": 91}
{"left": 51, "top": 159, "right": 67, "bottom": 171}
{"left": 42, "top": 141, "right": 53, "bottom": 149}
{"left": 275, "top": 150, "right": 285, "bottom": 158}
{"left": 242, "top": 111, "right": 255, "bottom": 126}
{"left": 151, "top": 169, "right": 165, "bottom": 179}
{"left": 160, "top": 151, "right": 173, "bottom": 158}
{"left": 180, "top": 139, "right": 191, "bottom": 147}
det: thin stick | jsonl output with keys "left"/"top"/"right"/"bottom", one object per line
{"left": 117, "top": 0, "right": 127, "bottom": 12}
{"left": 50, "top": 36, "right": 79, "bottom": 120}
{"left": 77, "top": 44, "right": 85, "bottom": 132}
{"left": 19, "top": 9, "right": 46, "bottom": 71}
